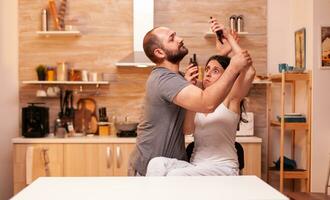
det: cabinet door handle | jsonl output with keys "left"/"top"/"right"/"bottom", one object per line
{"left": 106, "top": 146, "right": 112, "bottom": 169}
{"left": 116, "top": 146, "right": 121, "bottom": 169}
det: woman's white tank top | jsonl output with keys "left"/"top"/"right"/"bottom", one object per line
{"left": 190, "top": 103, "right": 240, "bottom": 167}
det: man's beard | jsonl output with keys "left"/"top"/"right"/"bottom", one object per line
{"left": 164, "top": 45, "right": 188, "bottom": 64}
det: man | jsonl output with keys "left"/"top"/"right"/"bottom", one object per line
{"left": 129, "top": 22, "right": 252, "bottom": 176}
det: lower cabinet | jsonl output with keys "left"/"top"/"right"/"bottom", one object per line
{"left": 12, "top": 140, "right": 261, "bottom": 194}
{"left": 63, "top": 143, "right": 135, "bottom": 177}
{"left": 241, "top": 143, "right": 261, "bottom": 178}
{"left": 13, "top": 144, "right": 63, "bottom": 194}
{"left": 13, "top": 143, "right": 135, "bottom": 195}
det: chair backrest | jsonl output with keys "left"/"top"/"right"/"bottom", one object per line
{"left": 185, "top": 142, "right": 245, "bottom": 170}
{"left": 235, "top": 142, "right": 245, "bottom": 170}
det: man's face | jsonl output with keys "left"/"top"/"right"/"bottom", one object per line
{"left": 154, "top": 27, "right": 188, "bottom": 64}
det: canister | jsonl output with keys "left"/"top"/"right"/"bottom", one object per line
{"left": 41, "top": 8, "right": 48, "bottom": 31}
{"left": 237, "top": 15, "right": 244, "bottom": 33}
{"left": 47, "top": 66, "right": 56, "bottom": 81}
{"left": 98, "top": 122, "right": 111, "bottom": 136}
{"left": 229, "top": 15, "right": 237, "bottom": 32}
{"left": 57, "top": 62, "right": 68, "bottom": 81}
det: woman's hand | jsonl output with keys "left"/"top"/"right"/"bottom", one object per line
{"left": 208, "top": 18, "right": 240, "bottom": 56}
{"left": 184, "top": 63, "right": 199, "bottom": 85}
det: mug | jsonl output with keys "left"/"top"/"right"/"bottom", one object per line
{"left": 278, "top": 63, "right": 288, "bottom": 72}
{"left": 88, "top": 72, "right": 98, "bottom": 82}
{"left": 287, "top": 65, "right": 294, "bottom": 71}
{"left": 36, "top": 89, "right": 47, "bottom": 97}
{"left": 81, "top": 70, "right": 88, "bottom": 82}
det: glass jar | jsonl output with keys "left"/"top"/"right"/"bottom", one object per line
{"left": 47, "top": 66, "right": 56, "bottom": 81}
{"left": 57, "top": 62, "right": 68, "bottom": 81}
{"left": 98, "top": 122, "right": 111, "bottom": 136}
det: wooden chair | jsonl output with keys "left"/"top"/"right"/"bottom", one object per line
{"left": 186, "top": 142, "right": 245, "bottom": 173}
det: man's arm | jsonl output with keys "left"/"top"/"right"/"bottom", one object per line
{"left": 183, "top": 110, "right": 196, "bottom": 135}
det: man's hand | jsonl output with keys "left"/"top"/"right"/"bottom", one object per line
{"left": 184, "top": 63, "right": 199, "bottom": 85}
{"left": 229, "top": 50, "right": 253, "bottom": 72}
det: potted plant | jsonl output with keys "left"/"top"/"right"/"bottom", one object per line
{"left": 36, "top": 65, "right": 46, "bottom": 81}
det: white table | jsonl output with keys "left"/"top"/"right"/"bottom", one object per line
{"left": 11, "top": 176, "right": 288, "bottom": 200}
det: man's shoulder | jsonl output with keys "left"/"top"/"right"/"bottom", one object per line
{"left": 151, "top": 67, "right": 185, "bottom": 80}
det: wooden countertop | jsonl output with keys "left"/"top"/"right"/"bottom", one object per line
{"left": 12, "top": 135, "right": 262, "bottom": 144}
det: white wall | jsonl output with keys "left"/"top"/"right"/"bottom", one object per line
{"left": 311, "top": 0, "right": 330, "bottom": 193}
{"left": 267, "top": 0, "right": 291, "bottom": 74}
{"left": 268, "top": 0, "right": 330, "bottom": 192}
{"left": 0, "top": 0, "right": 19, "bottom": 199}
{"left": 267, "top": 0, "right": 311, "bottom": 171}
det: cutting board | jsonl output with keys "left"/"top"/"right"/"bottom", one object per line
{"left": 74, "top": 98, "right": 98, "bottom": 134}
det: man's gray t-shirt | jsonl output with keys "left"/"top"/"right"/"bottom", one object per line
{"left": 132, "top": 67, "right": 189, "bottom": 176}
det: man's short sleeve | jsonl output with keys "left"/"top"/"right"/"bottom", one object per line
{"left": 157, "top": 70, "right": 189, "bottom": 103}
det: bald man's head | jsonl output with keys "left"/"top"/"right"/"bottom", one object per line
{"left": 143, "top": 27, "right": 163, "bottom": 63}
{"left": 143, "top": 27, "right": 188, "bottom": 64}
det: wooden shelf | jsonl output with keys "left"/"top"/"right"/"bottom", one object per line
{"left": 268, "top": 168, "right": 308, "bottom": 179}
{"left": 267, "top": 71, "right": 311, "bottom": 192}
{"left": 204, "top": 31, "right": 265, "bottom": 38}
{"left": 22, "top": 81, "right": 109, "bottom": 85}
{"left": 270, "top": 120, "right": 309, "bottom": 130}
{"left": 36, "top": 31, "right": 81, "bottom": 37}
{"left": 269, "top": 73, "right": 310, "bottom": 82}
{"left": 252, "top": 79, "right": 271, "bottom": 84}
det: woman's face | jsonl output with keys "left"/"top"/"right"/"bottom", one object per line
{"left": 203, "top": 59, "right": 225, "bottom": 88}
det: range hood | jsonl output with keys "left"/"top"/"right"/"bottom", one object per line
{"left": 115, "top": 0, "right": 155, "bottom": 67}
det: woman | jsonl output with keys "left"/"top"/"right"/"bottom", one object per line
{"left": 145, "top": 19, "right": 256, "bottom": 176}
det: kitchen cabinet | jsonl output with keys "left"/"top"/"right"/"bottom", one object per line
{"left": 63, "top": 144, "right": 114, "bottom": 176}
{"left": 63, "top": 143, "right": 135, "bottom": 177}
{"left": 12, "top": 136, "right": 261, "bottom": 194}
{"left": 241, "top": 143, "right": 261, "bottom": 177}
{"left": 113, "top": 143, "right": 136, "bottom": 176}
{"left": 13, "top": 144, "right": 63, "bottom": 194}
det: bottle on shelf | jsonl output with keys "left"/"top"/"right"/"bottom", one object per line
{"left": 237, "top": 15, "right": 244, "bottom": 33}
{"left": 98, "top": 107, "right": 111, "bottom": 136}
{"left": 57, "top": 62, "right": 68, "bottom": 81}
{"left": 229, "top": 15, "right": 237, "bottom": 32}
{"left": 41, "top": 8, "right": 48, "bottom": 31}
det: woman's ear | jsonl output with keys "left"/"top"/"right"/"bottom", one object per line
{"left": 154, "top": 48, "right": 166, "bottom": 60}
